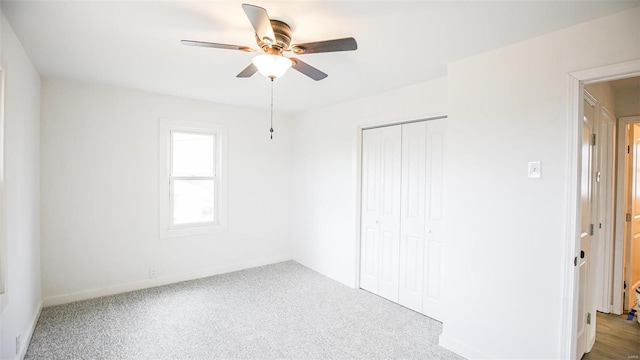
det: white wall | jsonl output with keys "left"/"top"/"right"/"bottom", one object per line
{"left": 585, "top": 82, "right": 615, "bottom": 112}
{"left": 291, "top": 78, "right": 447, "bottom": 287}
{"left": 40, "top": 79, "right": 293, "bottom": 305}
{"left": 0, "top": 11, "right": 41, "bottom": 360}
{"left": 440, "top": 7, "right": 639, "bottom": 359}
{"left": 616, "top": 86, "right": 640, "bottom": 118}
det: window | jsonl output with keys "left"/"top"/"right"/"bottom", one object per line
{"left": 159, "top": 119, "right": 227, "bottom": 238}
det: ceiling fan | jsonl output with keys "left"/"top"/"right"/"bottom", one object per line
{"left": 181, "top": 3, "right": 358, "bottom": 81}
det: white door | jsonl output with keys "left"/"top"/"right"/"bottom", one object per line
{"left": 422, "top": 119, "right": 446, "bottom": 321}
{"left": 626, "top": 124, "right": 640, "bottom": 311}
{"left": 360, "top": 128, "right": 381, "bottom": 293}
{"left": 399, "top": 122, "right": 427, "bottom": 312}
{"left": 361, "top": 119, "right": 445, "bottom": 318}
{"left": 595, "top": 106, "right": 616, "bottom": 314}
{"left": 360, "top": 126, "right": 402, "bottom": 302}
{"left": 577, "top": 97, "right": 595, "bottom": 360}
{"left": 397, "top": 120, "right": 446, "bottom": 319}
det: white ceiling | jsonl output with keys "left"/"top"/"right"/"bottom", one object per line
{"left": 2, "top": 1, "right": 638, "bottom": 113}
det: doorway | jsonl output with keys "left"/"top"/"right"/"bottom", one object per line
{"left": 561, "top": 60, "right": 640, "bottom": 359}
{"left": 617, "top": 115, "right": 640, "bottom": 315}
{"left": 579, "top": 77, "right": 640, "bottom": 359}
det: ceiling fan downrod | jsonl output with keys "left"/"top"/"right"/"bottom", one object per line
{"left": 270, "top": 77, "right": 274, "bottom": 140}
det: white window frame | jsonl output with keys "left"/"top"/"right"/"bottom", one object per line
{"left": 159, "top": 118, "right": 228, "bottom": 238}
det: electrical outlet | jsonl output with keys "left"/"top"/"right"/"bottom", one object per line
{"left": 149, "top": 268, "right": 157, "bottom": 279}
{"left": 15, "top": 334, "right": 20, "bottom": 355}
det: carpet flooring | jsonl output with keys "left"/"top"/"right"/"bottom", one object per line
{"left": 25, "top": 261, "right": 464, "bottom": 359}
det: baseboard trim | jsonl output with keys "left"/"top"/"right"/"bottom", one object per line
{"left": 292, "top": 256, "right": 357, "bottom": 289}
{"left": 19, "top": 300, "right": 42, "bottom": 360}
{"left": 439, "top": 333, "right": 492, "bottom": 360}
{"left": 43, "top": 255, "right": 292, "bottom": 307}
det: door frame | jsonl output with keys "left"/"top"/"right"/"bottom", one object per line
{"left": 562, "top": 59, "right": 640, "bottom": 359}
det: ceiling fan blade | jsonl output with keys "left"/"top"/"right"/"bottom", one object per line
{"left": 290, "top": 58, "right": 328, "bottom": 81}
{"left": 236, "top": 63, "right": 258, "bottom": 78}
{"left": 181, "top": 40, "right": 254, "bottom": 52}
{"left": 242, "top": 4, "right": 276, "bottom": 45}
{"left": 289, "top": 37, "right": 357, "bottom": 54}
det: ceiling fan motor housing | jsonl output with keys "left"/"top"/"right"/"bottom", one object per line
{"left": 182, "top": 3, "right": 357, "bottom": 81}
{"left": 256, "top": 20, "right": 292, "bottom": 53}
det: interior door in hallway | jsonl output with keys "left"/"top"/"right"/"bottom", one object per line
{"left": 577, "top": 96, "right": 595, "bottom": 360}
{"left": 626, "top": 124, "right": 640, "bottom": 311}
{"left": 360, "top": 126, "right": 402, "bottom": 302}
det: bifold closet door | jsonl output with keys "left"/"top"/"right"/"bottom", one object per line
{"left": 360, "top": 119, "right": 445, "bottom": 321}
{"left": 421, "top": 119, "right": 445, "bottom": 321}
{"left": 398, "top": 121, "right": 428, "bottom": 312}
{"left": 411, "top": 119, "right": 446, "bottom": 320}
{"left": 398, "top": 119, "right": 445, "bottom": 319}
{"left": 360, "top": 125, "right": 402, "bottom": 302}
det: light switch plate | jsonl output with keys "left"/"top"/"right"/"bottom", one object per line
{"left": 528, "top": 161, "right": 541, "bottom": 179}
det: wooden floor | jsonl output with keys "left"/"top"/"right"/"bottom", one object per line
{"left": 582, "top": 312, "right": 640, "bottom": 360}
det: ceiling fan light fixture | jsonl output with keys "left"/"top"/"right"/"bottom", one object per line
{"left": 252, "top": 54, "right": 292, "bottom": 79}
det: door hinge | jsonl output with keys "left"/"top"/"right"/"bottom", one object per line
{"left": 574, "top": 257, "right": 578, "bottom": 266}
{"left": 590, "top": 134, "right": 596, "bottom": 146}
{"left": 589, "top": 224, "right": 594, "bottom": 236}
{"left": 587, "top": 312, "right": 591, "bottom": 325}
{"left": 596, "top": 171, "right": 601, "bottom": 183}
{"left": 627, "top": 213, "right": 632, "bottom": 222}
{"left": 628, "top": 145, "right": 631, "bottom": 154}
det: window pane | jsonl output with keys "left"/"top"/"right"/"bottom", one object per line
{"left": 172, "top": 132, "right": 214, "bottom": 176}
{"left": 173, "top": 180, "right": 215, "bottom": 225}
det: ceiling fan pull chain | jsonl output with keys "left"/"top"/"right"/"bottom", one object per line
{"left": 270, "top": 77, "right": 274, "bottom": 140}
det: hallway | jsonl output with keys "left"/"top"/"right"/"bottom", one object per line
{"left": 582, "top": 312, "right": 640, "bottom": 359}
